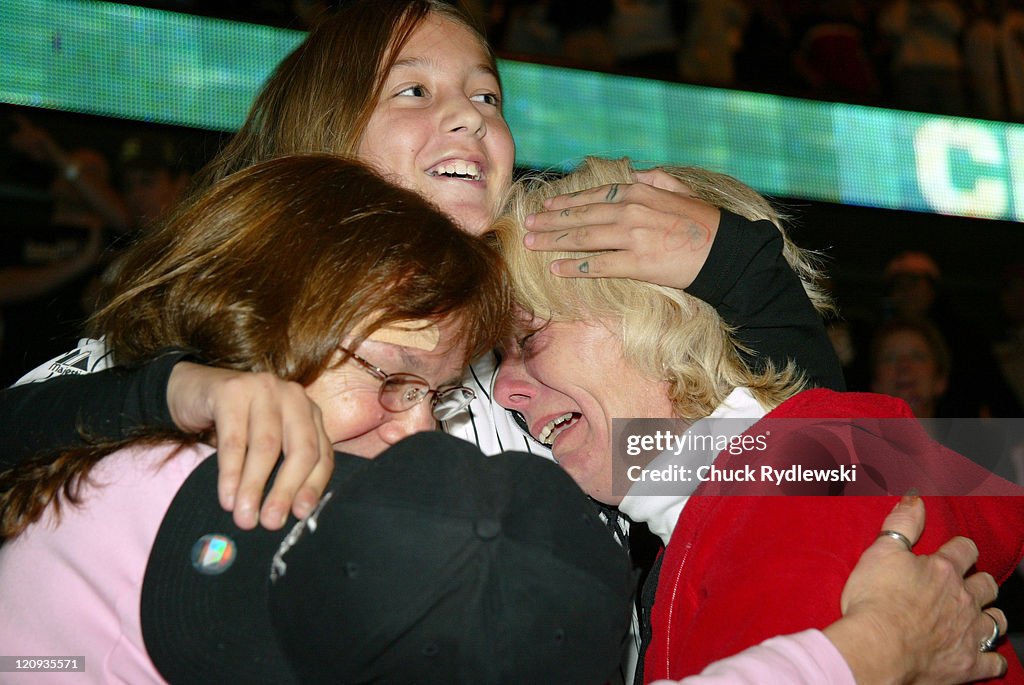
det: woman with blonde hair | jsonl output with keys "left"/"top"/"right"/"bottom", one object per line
{"left": 494, "top": 156, "right": 1024, "bottom": 684}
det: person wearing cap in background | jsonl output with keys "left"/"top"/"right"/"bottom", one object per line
{"left": 879, "top": 250, "right": 1022, "bottom": 417}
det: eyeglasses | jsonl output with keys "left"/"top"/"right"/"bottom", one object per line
{"left": 340, "top": 348, "right": 475, "bottom": 422}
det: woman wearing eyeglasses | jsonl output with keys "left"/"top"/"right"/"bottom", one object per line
{"left": 0, "top": 153, "right": 507, "bottom": 531}
{"left": 0, "top": 154, "right": 512, "bottom": 680}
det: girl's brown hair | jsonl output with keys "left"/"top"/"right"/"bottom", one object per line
{"left": 194, "top": 0, "right": 497, "bottom": 191}
{"left": 0, "top": 154, "right": 510, "bottom": 536}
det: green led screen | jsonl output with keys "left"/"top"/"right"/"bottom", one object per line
{"left": 0, "top": 0, "right": 304, "bottom": 131}
{"left": 3, "top": 0, "right": 1023, "bottom": 223}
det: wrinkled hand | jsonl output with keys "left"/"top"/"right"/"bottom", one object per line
{"left": 825, "top": 496, "right": 1008, "bottom": 684}
{"left": 523, "top": 168, "right": 721, "bottom": 289}
{"left": 167, "top": 363, "right": 334, "bottom": 531}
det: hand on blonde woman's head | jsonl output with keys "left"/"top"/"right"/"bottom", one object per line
{"left": 522, "top": 169, "right": 721, "bottom": 289}
{"left": 166, "top": 362, "right": 334, "bottom": 530}
{"left": 825, "top": 496, "right": 1008, "bottom": 684}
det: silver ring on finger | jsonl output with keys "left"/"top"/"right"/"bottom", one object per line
{"left": 878, "top": 529, "right": 913, "bottom": 551}
{"left": 979, "top": 610, "right": 1001, "bottom": 652}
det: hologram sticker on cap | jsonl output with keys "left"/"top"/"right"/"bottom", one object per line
{"left": 191, "top": 534, "right": 237, "bottom": 575}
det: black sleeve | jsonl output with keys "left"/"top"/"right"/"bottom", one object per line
{"left": 687, "top": 210, "right": 845, "bottom": 391}
{"left": 0, "top": 351, "right": 188, "bottom": 469}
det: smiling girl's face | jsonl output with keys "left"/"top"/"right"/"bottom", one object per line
{"left": 357, "top": 14, "right": 515, "bottom": 236}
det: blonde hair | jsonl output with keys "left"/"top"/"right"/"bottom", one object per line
{"left": 492, "top": 157, "right": 828, "bottom": 419}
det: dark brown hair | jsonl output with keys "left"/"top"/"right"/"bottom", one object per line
{"left": 193, "top": 0, "right": 497, "bottom": 191}
{"left": 0, "top": 154, "right": 510, "bottom": 537}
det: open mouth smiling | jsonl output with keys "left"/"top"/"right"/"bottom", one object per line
{"left": 427, "top": 160, "right": 484, "bottom": 181}
{"left": 536, "top": 412, "right": 581, "bottom": 447}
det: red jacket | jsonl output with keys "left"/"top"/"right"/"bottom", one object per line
{"left": 643, "top": 390, "right": 1024, "bottom": 683}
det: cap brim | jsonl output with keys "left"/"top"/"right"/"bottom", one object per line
{"left": 141, "top": 451, "right": 372, "bottom": 684}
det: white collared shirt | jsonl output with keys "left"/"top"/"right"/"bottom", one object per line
{"left": 618, "top": 387, "right": 767, "bottom": 546}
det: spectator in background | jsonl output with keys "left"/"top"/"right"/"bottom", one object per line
{"left": 882, "top": 250, "right": 941, "bottom": 321}
{"left": 879, "top": 251, "right": 1021, "bottom": 417}
{"left": 879, "top": 0, "right": 965, "bottom": 115}
{"left": 0, "top": 147, "right": 105, "bottom": 311}
{"left": 870, "top": 318, "right": 950, "bottom": 418}
{"left": 821, "top": 275, "right": 876, "bottom": 391}
{"left": 291, "top": 0, "right": 334, "bottom": 29}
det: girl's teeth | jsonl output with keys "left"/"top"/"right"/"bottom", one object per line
{"left": 431, "top": 162, "right": 481, "bottom": 180}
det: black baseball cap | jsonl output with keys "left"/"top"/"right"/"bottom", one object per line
{"left": 141, "top": 431, "right": 634, "bottom": 684}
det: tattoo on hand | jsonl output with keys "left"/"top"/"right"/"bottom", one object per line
{"left": 578, "top": 261, "right": 590, "bottom": 274}
{"left": 687, "top": 222, "right": 709, "bottom": 246}
{"left": 560, "top": 208, "right": 571, "bottom": 217}
{"left": 605, "top": 184, "right": 620, "bottom": 202}
{"left": 555, "top": 231, "right": 569, "bottom": 242}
